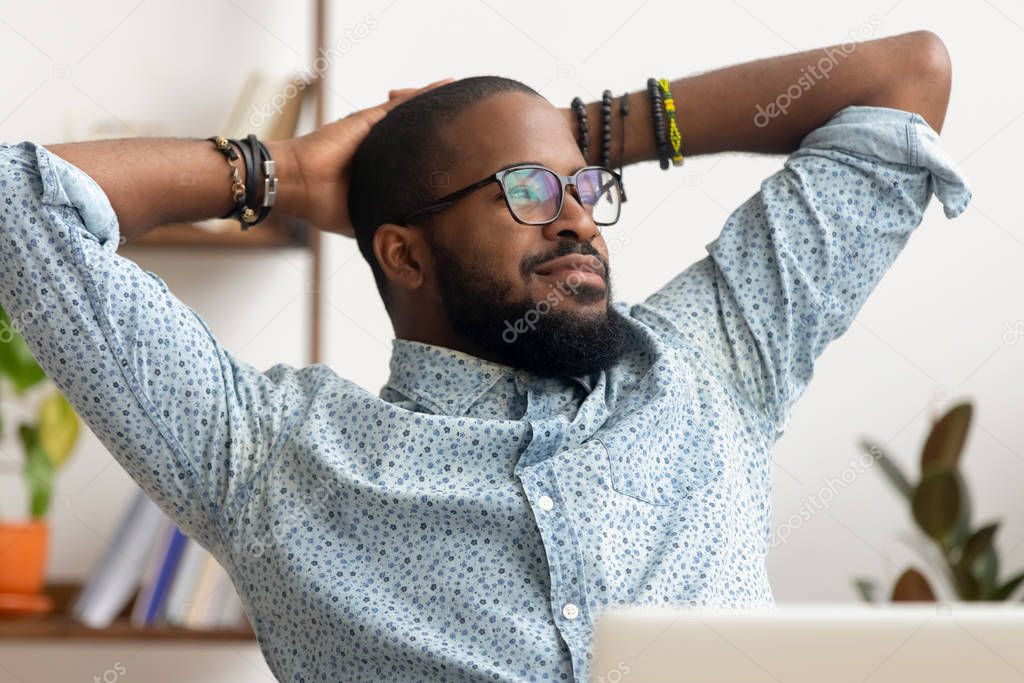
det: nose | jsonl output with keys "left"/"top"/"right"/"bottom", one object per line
{"left": 540, "top": 185, "right": 600, "bottom": 243}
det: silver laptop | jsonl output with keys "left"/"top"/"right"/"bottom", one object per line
{"left": 591, "top": 604, "right": 1024, "bottom": 682}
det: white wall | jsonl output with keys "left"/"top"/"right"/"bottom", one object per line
{"left": 0, "top": 0, "right": 1021, "bottom": 679}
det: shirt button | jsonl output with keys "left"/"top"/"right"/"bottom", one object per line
{"left": 562, "top": 603, "right": 579, "bottom": 620}
{"left": 537, "top": 495, "right": 554, "bottom": 511}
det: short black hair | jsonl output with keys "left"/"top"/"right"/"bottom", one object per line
{"left": 348, "top": 75, "right": 544, "bottom": 308}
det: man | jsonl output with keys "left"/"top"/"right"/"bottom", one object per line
{"left": 0, "top": 30, "right": 971, "bottom": 683}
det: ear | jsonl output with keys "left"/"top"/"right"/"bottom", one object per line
{"left": 373, "top": 223, "right": 428, "bottom": 293}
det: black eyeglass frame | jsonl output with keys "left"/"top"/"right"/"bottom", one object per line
{"left": 398, "top": 163, "right": 626, "bottom": 227}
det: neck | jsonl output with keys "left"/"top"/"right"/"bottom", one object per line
{"left": 391, "top": 304, "right": 515, "bottom": 369}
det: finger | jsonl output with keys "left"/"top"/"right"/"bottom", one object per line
{"left": 388, "top": 77, "right": 454, "bottom": 100}
{"left": 360, "top": 78, "right": 456, "bottom": 122}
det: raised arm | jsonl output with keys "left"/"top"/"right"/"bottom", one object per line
{"left": 41, "top": 137, "right": 304, "bottom": 241}
{"left": 608, "top": 32, "right": 971, "bottom": 439}
{"left": 0, "top": 81, "right": 449, "bottom": 551}
{"left": 42, "top": 78, "right": 452, "bottom": 240}
{"left": 566, "top": 30, "right": 952, "bottom": 165}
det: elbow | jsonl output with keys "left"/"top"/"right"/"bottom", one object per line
{"left": 867, "top": 31, "right": 953, "bottom": 134}
{"left": 914, "top": 30, "right": 953, "bottom": 83}
{"left": 904, "top": 30, "right": 953, "bottom": 133}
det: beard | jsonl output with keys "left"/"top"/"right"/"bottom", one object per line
{"left": 427, "top": 237, "right": 631, "bottom": 378}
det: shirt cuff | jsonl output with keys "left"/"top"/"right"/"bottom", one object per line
{"left": 23, "top": 141, "right": 122, "bottom": 249}
{"left": 794, "top": 104, "right": 973, "bottom": 219}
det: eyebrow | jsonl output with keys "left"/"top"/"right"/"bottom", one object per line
{"left": 495, "top": 160, "right": 588, "bottom": 174}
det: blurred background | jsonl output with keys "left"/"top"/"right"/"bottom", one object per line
{"left": 0, "top": 0, "right": 1020, "bottom": 680}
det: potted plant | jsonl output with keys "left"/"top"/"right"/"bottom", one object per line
{"left": 856, "top": 401, "right": 1024, "bottom": 602}
{"left": 0, "top": 304, "right": 80, "bottom": 599}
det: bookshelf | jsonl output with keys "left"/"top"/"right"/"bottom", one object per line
{"left": 127, "top": 215, "right": 312, "bottom": 249}
{"left": 0, "top": 583, "right": 255, "bottom": 641}
{"left": 0, "top": 0, "right": 330, "bottom": 643}
{"left": 121, "top": 0, "right": 328, "bottom": 364}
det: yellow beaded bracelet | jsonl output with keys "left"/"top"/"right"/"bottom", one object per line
{"left": 657, "top": 78, "right": 684, "bottom": 166}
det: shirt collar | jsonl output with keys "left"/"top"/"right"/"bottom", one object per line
{"left": 382, "top": 338, "right": 595, "bottom": 416}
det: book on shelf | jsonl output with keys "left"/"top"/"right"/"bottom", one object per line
{"left": 70, "top": 489, "right": 164, "bottom": 628}
{"left": 162, "top": 537, "right": 208, "bottom": 626}
{"left": 130, "top": 521, "right": 188, "bottom": 627}
{"left": 72, "top": 487, "right": 250, "bottom": 632}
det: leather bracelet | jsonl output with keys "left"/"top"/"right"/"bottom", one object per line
{"left": 206, "top": 136, "right": 247, "bottom": 220}
{"left": 237, "top": 134, "right": 259, "bottom": 228}
{"left": 207, "top": 134, "right": 275, "bottom": 229}
{"left": 252, "top": 139, "right": 277, "bottom": 226}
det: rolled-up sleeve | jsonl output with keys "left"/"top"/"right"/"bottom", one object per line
{"left": 0, "top": 141, "right": 313, "bottom": 553}
{"left": 631, "top": 105, "right": 973, "bottom": 440}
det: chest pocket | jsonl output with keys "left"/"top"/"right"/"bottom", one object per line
{"left": 595, "top": 426, "right": 722, "bottom": 506}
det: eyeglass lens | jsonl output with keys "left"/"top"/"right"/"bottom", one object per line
{"left": 502, "top": 167, "right": 621, "bottom": 225}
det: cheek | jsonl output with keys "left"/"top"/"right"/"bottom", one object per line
{"left": 462, "top": 227, "right": 533, "bottom": 281}
{"left": 447, "top": 199, "right": 546, "bottom": 288}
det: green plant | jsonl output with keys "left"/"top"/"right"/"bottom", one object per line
{"left": 855, "top": 401, "right": 1024, "bottom": 602}
{"left": 0, "top": 304, "right": 80, "bottom": 519}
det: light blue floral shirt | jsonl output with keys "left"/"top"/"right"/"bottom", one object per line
{"left": 0, "top": 105, "right": 971, "bottom": 682}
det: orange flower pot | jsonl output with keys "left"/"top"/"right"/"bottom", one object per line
{"left": 0, "top": 521, "right": 49, "bottom": 594}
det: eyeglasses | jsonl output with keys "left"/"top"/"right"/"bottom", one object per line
{"left": 398, "top": 163, "right": 626, "bottom": 227}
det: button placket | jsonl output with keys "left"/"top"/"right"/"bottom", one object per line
{"left": 516, "top": 463, "right": 590, "bottom": 659}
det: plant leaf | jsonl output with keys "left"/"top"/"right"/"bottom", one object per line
{"left": 960, "top": 523, "right": 999, "bottom": 570}
{"left": 860, "top": 439, "right": 913, "bottom": 500}
{"left": 897, "top": 529, "right": 957, "bottom": 593}
{"left": 921, "top": 402, "right": 973, "bottom": 473}
{"left": 973, "top": 548, "right": 999, "bottom": 600}
{"left": 949, "top": 471, "right": 973, "bottom": 550}
{"left": 19, "top": 424, "right": 54, "bottom": 518}
{"left": 38, "top": 391, "right": 79, "bottom": 468}
{"left": 912, "top": 468, "right": 961, "bottom": 541}
{"left": 853, "top": 578, "right": 877, "bottom": 603}
{"left": 993, "top": 570, "right": 1024, "bottom": 601}
{"left": 952, "top": 563, "right": 980, "bottom": 600}
{"left": 892, "top": 568, "right": 936, "bottom": 601}
{"left": 0, "top": 305, "right": 46, "bottom": 393}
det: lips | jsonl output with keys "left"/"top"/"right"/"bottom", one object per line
{"left": 534, "top": 253, "right": 606, "bottom": 280}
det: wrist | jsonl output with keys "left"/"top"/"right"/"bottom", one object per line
{"left": 263, "top": 139, "right": 309, "bottom": 222}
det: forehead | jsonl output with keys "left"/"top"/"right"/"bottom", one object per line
{"left": 440, "top": 91, "right": 585, "bottom": 185}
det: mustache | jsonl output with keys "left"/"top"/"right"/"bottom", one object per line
{"left": 521, "top": 241, "right": 608, "bottom": 280}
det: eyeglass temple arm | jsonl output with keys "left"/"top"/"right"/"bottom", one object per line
{"left": 399, "top": 176, "right": 497, "bottom": 223}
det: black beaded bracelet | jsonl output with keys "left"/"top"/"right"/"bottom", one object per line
{"left": 571, "top": 96, "right": 589, "bottom": 162}
{"left": 647, "top": 78, "right": 670, "bottom": 170}
{"left": 600, "top": 90, "right": 613, "bottom": 169}
{"left": 618, "top": 92, "right": 629, "bottom": 202}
